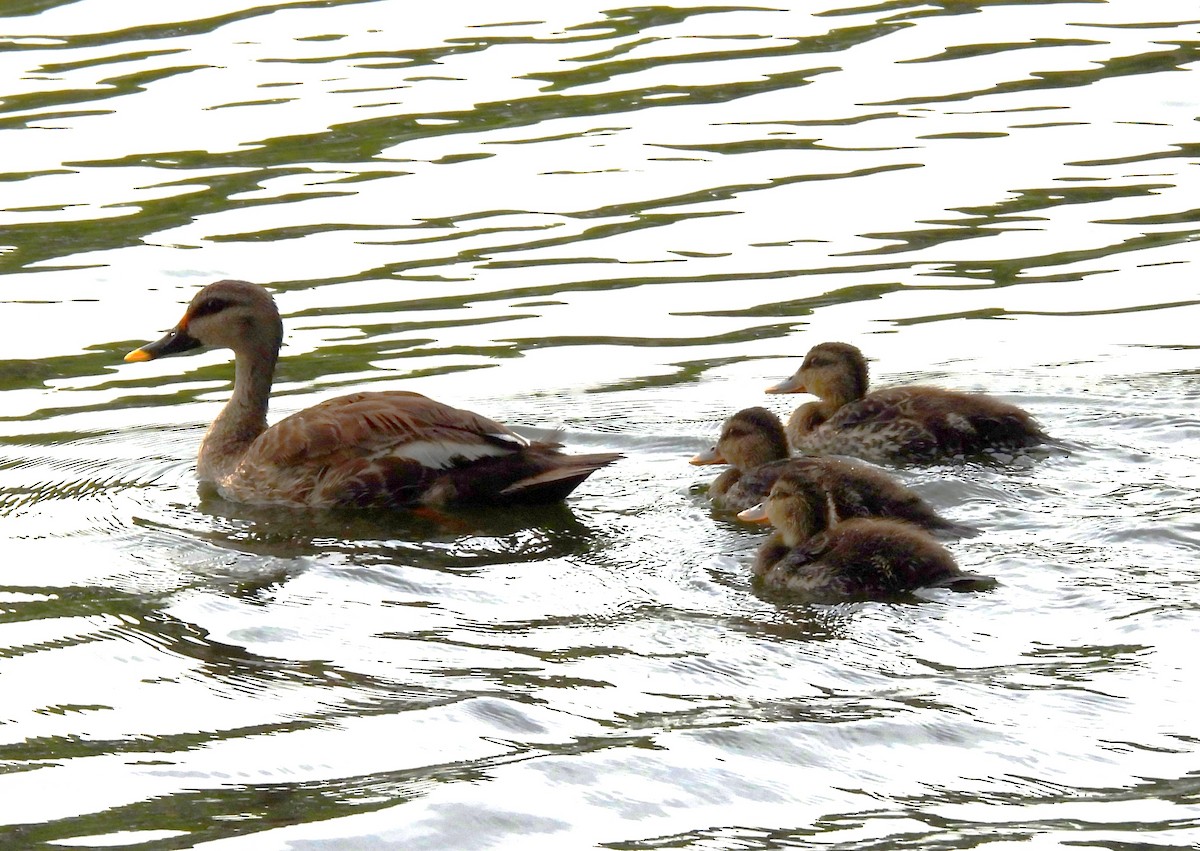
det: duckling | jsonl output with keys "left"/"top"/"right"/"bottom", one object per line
{"left": 737, "top": 471, "right": 991, "bottom": 601}
{"left": 691, "top": 407, "right": 973, "bottom": 534}
{"left": 124, "top": 280, "right": 620, "bottom": 508}
{"left": 767, "top": 341, "right": 1046, "bottom": 462}
{"left": 690, "top": 407, "right": 789, "bottom": 512}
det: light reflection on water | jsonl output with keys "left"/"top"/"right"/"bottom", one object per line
{"left": 1, "top": 0, "right": 1200, "bottom": 848}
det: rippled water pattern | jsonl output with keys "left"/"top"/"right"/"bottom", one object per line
{"left": 2, "top": 1, "right": 1199, "bottom": 848}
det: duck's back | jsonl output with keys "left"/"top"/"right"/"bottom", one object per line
{"left": 220, "top": 391, "right": 618, "bottom": 507}
{"left": 796, "top": 386, "right": 1044, "bottom": 461}
{"left": 754, "top": 518, "right": 981, "bottom": 601}
{"left": 812, "top": 456, "right": 971, "bottom": 533}
{"left": 721, "top": 456, "right": 969, "bottom": 534}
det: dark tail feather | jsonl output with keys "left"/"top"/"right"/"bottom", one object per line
{"left": 977, "top": 412, "right": 1049, "bottom": 450}
{"left": 933, "top": 571, "right": 998, "bottom": 592}
{"left": 927, "top": 517, "right": 981, "bottom": 538}
{"left": 501, "top": 452, "right": 622, "bottom": 503}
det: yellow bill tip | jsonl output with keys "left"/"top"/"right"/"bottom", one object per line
{"left": 124, "top": 348, "right": 152, "bottom": 363}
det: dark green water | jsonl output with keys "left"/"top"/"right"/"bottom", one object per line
{"left": 1, "top": 1, "right": 1199, "bottom": 848}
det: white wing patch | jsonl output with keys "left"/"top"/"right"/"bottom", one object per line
{"left": 944, "top": 412, "right": 975, "bottom": 434}
{"left": 391, "top": 440, "right": 513, "bottom": 469}
{"left": 487, "top": 430, "right": 529, "bottom": 448}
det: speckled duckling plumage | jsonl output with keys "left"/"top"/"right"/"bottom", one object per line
{"left": 125, "top": 280, "right": 620, "bottom": 508}
{"left": 767, "top": 342, "right": 1046, "bottom": 463}
{"left": 738, "top": 470, "right": 992, "bottom": 602}
{"left": 691, "top": 407, "right": 973, "bottom": 535}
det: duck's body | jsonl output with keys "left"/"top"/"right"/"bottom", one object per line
{"left": 125, "top": 280, "right": 619, "bottom": 508}
{"left": 738, "top": 471, "right": 990, "bottom": 602}
{"left": 768, "top": 342, "right": 1045, "bottom": 463}
{"left": 751, "top": 516, "right": 981, "bottom": 601}
{"left": 691, "top": 407, "right": 972, "bottom": 534}
{"left": 205, "top": 390, "right": 618, "bottom": 508}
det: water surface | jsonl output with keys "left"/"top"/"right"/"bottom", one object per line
{"left": 1, "top": 1, "right": 1199, "bottom": 848}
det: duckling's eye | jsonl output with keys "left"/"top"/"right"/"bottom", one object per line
{"left": 806, "top": 356, "right": 831, "bottom": 368}
{"left": 192, "top": 297, "right": 232, "bottom": 319}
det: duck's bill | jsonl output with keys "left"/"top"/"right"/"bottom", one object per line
{"left": 737, "top": 503, "right": 770, "bottom": 523}
{"left": 689, "top": 446, "right": 726, "bottom": 465}
{"left": 765, "top": 374, "right": 805, "bottom": 394}
{"left": 125, "top": 327, "right": 203, "bottom": 362}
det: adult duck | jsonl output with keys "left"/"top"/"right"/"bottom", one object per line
{"left": 125, "top": 280, "right": 620, "bottom": 508}
{"left": 737, "top": 470, "right": 991, "bottom": 601}
{"left": 767, "top": 341, "right": 1046, "bottom": 462}
{"left": 690, "top": 406, "right": 972, "bottom": 534}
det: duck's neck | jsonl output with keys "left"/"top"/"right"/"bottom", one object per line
{"left": 197, "top": 342, "right": 277, "bottom": 484}
{"left": 780, "top": 517, "right": 817, "bottom": 549}
{"left": 818, "top": 378, "right": 862, "bottom": 412}
{"left": 710, "top": 466, "right": 741, "bottom": 497}
{"left": 788, "top": 400, "right": 836, "bottom": 437}
{"left": 778, "top": 503, "right": 829, "bottom": 548}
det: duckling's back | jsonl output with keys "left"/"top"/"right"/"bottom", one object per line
{"left": 755, "top": 517, "right": 982, "bottom": 601}
{"left": 723, "top": 456, "right": 972, "bottom": 535}
{"left": 797, "top": 386, "right": 1045, "bottom": 462}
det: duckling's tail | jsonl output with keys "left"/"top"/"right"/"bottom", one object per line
{"left": 933, "top": 571, "right": 998, "bottom": 592}
{"left": 928, "top": 517, "right": 981, "bottom": 539}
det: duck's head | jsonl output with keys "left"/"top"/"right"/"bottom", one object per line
{"left": 690, "top": 407, "right": 788, "bottom": 470}
{"left": 125, "top": 280, "right": 283, "bottom": 362}
{"left": 737, "top": 469, "right": 832, "bottom": 546}
{"left": 766, "top": 341, "right": 869, "bottom": 404}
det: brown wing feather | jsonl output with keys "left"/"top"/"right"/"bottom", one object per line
{"left": 757, "top": 518, "right": 973, "bottom": 601}
{"left": 244, "top": 391, "right": 524, "bottom": 468}
{"left": 810, "top": 386, "right": 1043, "bottom": 460}
{"left": 218, "top": 390, "right": 617, "bottom": 508}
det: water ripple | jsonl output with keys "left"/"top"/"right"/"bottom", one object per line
{"left": 2, "top": 1, "right": 1200, "bottom": 848}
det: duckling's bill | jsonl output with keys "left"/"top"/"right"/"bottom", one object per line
{"left": 765, "top": 374, "right": 806, "bottom": 394}
{"left": 737, "top": 502, "right": 770, "bottom": 523}
{"left": 689, "top": 445, "right": 725, "bottom": 465}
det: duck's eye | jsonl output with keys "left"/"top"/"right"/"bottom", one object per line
{"left": 191, "top": 297, "right": 232, "bottom": 319}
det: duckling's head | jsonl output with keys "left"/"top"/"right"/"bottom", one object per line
{"left": 690, "top": 407, "right": 788, "bottom": 470}
{"left": 737, "top": 469, "right": 833, "bottom": 547}
{"left": 125, "top": 280, "right": 283, "bottom": 362}
{"left": 766, "top": 342, "right": 869, "bottom": 405}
